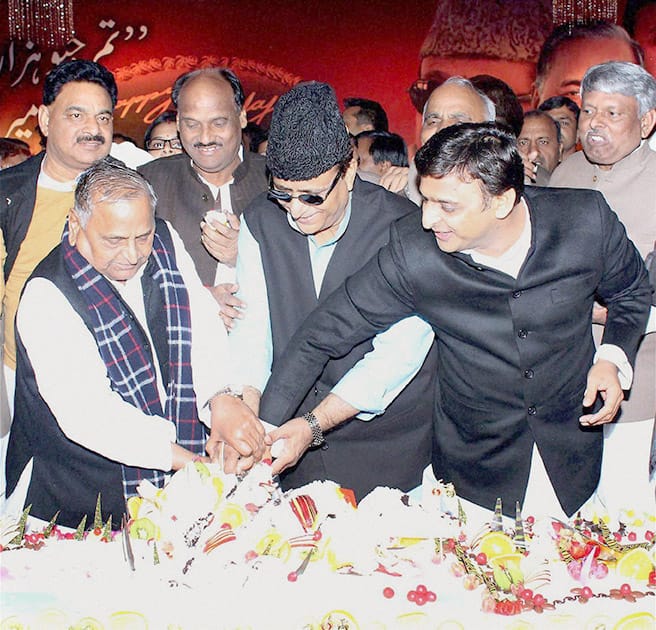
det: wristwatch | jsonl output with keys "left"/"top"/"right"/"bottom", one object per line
{"left": 303, "top": 411, "right": 325, "bottom": 448}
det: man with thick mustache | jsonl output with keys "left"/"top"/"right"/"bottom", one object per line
{"left": 0, "top": 60, "right": 117, "bottom": 433}
{"left": 550, "top": 62, "right": 656, "bottom": 512}
{"left": 139, "top": 68, "right": 267, "bottom": 320}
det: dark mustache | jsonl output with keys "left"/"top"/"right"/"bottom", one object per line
{"left": 193, "top": 141, "right": 222, "bottom": 149}
{"left": 77, "top": 134, "right": 105, "bottom": 144}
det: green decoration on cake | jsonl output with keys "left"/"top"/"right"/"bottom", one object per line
{"left": 457, "top": 498, "right": 467, "bottom": 526}
{"left": 75, "top": 515, "right": 88, "bottom": 540}
{"left": 93, "top": 494, "right": 103, "bottom": 530}
{"left": 43, "top": 511, "right": 60, "bottom": 538}
{"left": 101, "top": 516, "right": 112, "bottom": 541}
{"left": 153, "top": 541, "right": 160, "bottom": 565}
{"left": 9, "top": 504, "right": 31, "bottom": 546}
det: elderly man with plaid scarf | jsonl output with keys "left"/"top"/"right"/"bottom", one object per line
{"left": 4, "top": 159, "right": 265, "bottom": 530}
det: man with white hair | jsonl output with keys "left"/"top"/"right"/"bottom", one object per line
{"left": 550, "top": 61, "right": 656, "bottom": 511}
{"left": 381, "top": 76, "right": 495, "bottom": 204}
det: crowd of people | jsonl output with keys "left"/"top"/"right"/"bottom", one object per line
{"left": 0, "top": 16, "right": 654, "bottom": 530}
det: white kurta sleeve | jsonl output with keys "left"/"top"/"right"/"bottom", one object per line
{"left": 17, "top": 278, "right": 176, "bottom": 471}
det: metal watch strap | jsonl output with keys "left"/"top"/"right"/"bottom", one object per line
{"left": 303, "top": 411, "right": 325, "bottom": 448}
{"left": 203, "top": 386, "right": 244, "bottom": 409}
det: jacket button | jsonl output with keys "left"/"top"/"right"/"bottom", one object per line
{"left": 512, "top": 290, "right": 522, "bottom": 298}
{"left": 524, "top": 369, "right": 534, "bottom": 379}
{"left": 517, "top": 329, "right": 528, "bottom": 339}
{"left": 202, "top": 193, "right": 209, "bottom": 202}
{"left": 528, "top": 406, "right": 537, "bottom": 415}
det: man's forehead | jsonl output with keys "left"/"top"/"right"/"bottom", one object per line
{"left": 522, "top": 116, "right": 558, "bottom": 135}
{"left": 426, "top": 84, "right": 484, "bottom": 115}
{"left": 582, "top": 90, "right": 639, "bottom": 109}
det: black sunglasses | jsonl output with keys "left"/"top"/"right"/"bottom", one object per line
{"left": 267, "top": 170, "right": 342, "bottom": 206}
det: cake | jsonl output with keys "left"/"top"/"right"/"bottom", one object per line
{"left": 1, "top": 461, "right": 654, "bottom": 629}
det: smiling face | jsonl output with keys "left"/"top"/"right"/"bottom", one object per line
{"left": 270, "top": 162, "right": 356, "bottom": 245}
{"left": 578, "top": 90, "right": 655, "bottom": 168}
{"left": 420, "top": 171, "right": 516, "bottom": 256}
{"left": 37, "top": 81, "right": 113, "bottom": 181}
{"left": 68, "top": 193, "right": 156, "bottom": 282}
{"left": 176, "top": 74, "right": 247, "bottom": 185}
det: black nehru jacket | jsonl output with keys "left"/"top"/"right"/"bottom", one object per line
{"left": 249, "top": 178, "right": 437, "bottom": 500}
{"left": 260, "top": 187, "right": 651, "bottom": 516}
{"left": 139, "top": 149, "right": 267, "bottom": 285}
{"left": 6, "top": 221, "right": 176, "bottom": 529}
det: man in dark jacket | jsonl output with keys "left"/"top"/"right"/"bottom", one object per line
{"left": 219, "top": 82, "right": 436, "bottom": 500}
{"left": 260, "top": 123, "right": 651, "bottom": 518}
{"left": 139, "top": 68, "right": 267, "bottom": 319}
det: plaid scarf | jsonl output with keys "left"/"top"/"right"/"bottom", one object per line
{"left": 62, "top": 222, "right": 204, "bottom": 500}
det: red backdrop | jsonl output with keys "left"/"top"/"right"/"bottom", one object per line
{"left": 0, "top": 0, "right": 439, "bottom": 151}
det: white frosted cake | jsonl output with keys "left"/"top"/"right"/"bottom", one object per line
{"left": 1, "top": 461, "right": 654, "bottom": 629}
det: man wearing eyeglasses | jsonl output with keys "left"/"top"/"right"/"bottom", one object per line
{"left": 217, "top": 82, "right": 436, "bottom": 500}
{"left": 139, "top": 68, "right": 267, "bottom": 311}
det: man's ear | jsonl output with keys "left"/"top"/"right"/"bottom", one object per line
{"left": 639, "top": 109, "right": 656, "bottom": 139}
{"left": 37, "top": 104, "right": 51, "bottom": 138}
{"left": 344, "top": 156, "right": 358, "bottom": 190}
{"left": 239, "top": 108, "right": 247, "bottom": 130}
{"left": 493, "top": 188, "right": 517, "bottom": 219}
{"left": 68, "top": 209, "right": 82, "bottom": 245}
{"left": 529, "top": 83, "right": 540, "bottom": 109}
{"left": 377, "top": 160, "right": 392, "bottom": 175}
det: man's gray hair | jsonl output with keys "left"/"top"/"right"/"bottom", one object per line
{"left": 74, "top": 157, "right": 157, "bottom": 228}
{"left": 423, "top": 76, "right": 496, "bottom": 122}
{"left": 581, "top": 61, "right": 656, "bottom": 117}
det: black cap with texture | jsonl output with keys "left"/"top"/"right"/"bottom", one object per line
{"left": 267, "top": 81, "right": 351, "bottom": 181}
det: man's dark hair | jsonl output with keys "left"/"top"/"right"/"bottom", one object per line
{"left": 522, "top": 110, "right": 562, "bottom": 144}
{"left": 43, "top": 59, "right": 117, "bottom": 107}
{"left": 415, "top": 122, "right": 524, "bottom": 206}
{"left": 470, "top": 75, "right": 524, "bottom": 137}
{"left": 538, "top": 95, "right": 580, "bottom": 118}
{"left": 171, "top": 67, "right": 245, "bottom": 110}
{"left": 112, "top": 133, "right": 137, "bottom": 145}
{"left": 143, "top": 110, "right": 178, "bottom": 148}
{"left": 343, "top": 97, "right": 389, "bottom": 132}
{"left": 535, "top": 22, "right": 644, "bottom": 94}
{"left": 242, "top": 121, "right": 268, "bottom": 153}
{"left": 356, "top": 130, "right": 408, "bottom": 167}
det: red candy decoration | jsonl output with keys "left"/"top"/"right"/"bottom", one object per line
{"left": 383, "top": 587, "right": 395, "bottom": 599}
{"left": 289, "top": 495, "right": 318, "bottom": 532}
{"left": 475, "top": 552, "right": 488, "bottom": 565}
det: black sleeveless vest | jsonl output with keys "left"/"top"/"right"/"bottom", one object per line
{"left": 249, "top": 179, "right": 437, "bottom": 500}
{"left": 6, "top": 220, "right": 174, "bottom": 529}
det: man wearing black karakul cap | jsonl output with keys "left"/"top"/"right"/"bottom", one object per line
{"left": 219, "top": 81, "right": 437, "bottom": 500}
